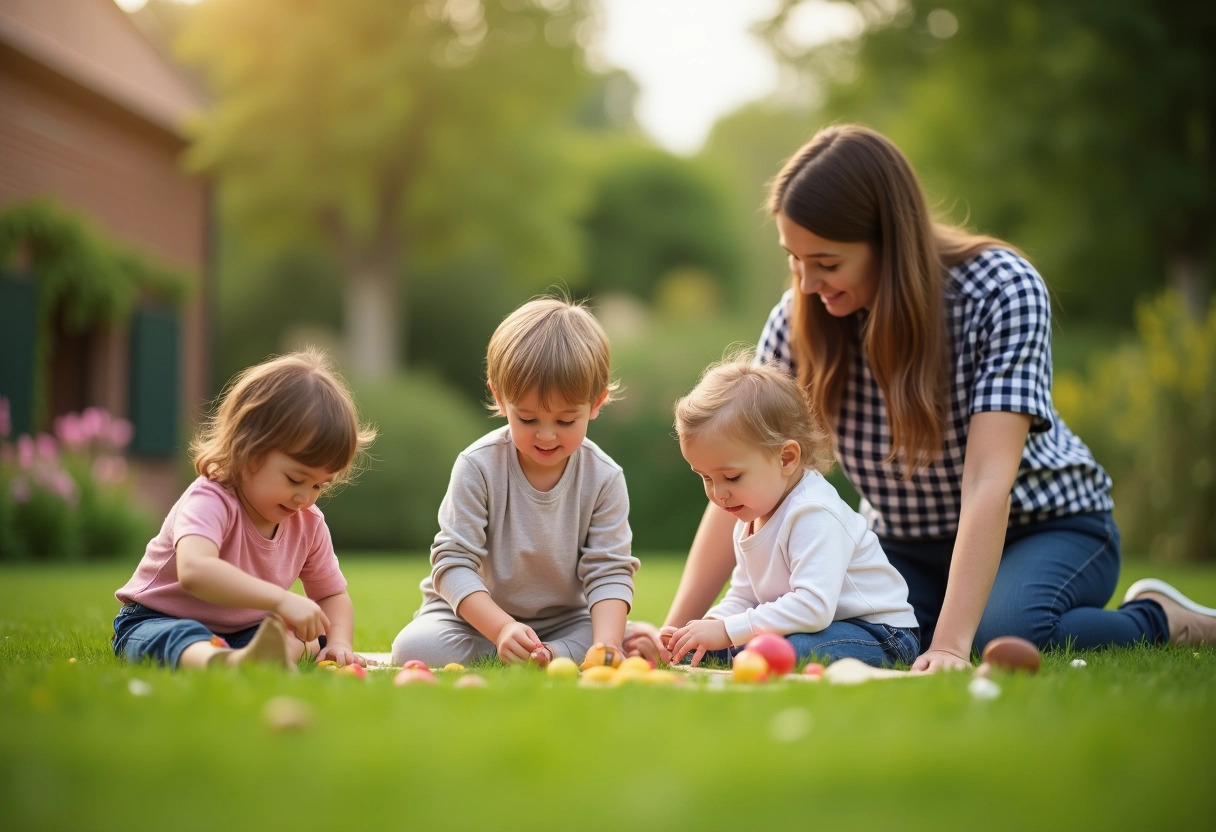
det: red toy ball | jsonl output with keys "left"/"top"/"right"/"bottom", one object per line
{"left": 745, "top": 633, "right": 797, "bottom": 676}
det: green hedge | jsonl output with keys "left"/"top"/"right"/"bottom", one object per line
{"left": 321, "top": 372, "right": 488, "bottom": 551}
{"left": 590, "top": 313, "right": 864, "bottom": 551}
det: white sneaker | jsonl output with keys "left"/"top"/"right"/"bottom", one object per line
{"left": 1123, "top": 578, "right": 1216, "bottom": 645}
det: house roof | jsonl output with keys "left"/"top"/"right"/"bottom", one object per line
{"left": 0, "top": 0, "right": 204, "bottom": 137}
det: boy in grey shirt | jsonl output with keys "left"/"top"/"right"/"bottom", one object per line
{"left": 391, "top": 296, "right": 638, "bottom": 668}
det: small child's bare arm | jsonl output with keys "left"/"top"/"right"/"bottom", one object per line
{"left": 457, "top": 591, "right": 543, "bottom": 664}
{"left": 176, "top": 534, "right": 330, "bottom": 641}
{"left": 312, "top": 591, "right": 374, "bottom": 667}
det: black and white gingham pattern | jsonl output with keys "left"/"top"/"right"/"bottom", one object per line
{"left": 757, "top": 247, "right": 1113, "bottom": 539}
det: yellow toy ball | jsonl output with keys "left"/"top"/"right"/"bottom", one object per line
{"left": 546, "top": 657, "right": 581, "bottom": 678}
{"left": 579, "top": 643, "right": 624, "bottom": 671}
{"left": 731, "top": 649, "right": 770, "bottom": 683}
{"left": 619, "top": 656, "right": 653, "bottom": 673}
{"left": 578, "top": 665, "right": 618, "bottom": 686}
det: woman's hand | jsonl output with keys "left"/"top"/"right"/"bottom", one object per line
{"left": 910, "top": 647, "right": 972, "bottom": 674}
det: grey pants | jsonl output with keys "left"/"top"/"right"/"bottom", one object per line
{"left": 390, "top": 605, "right": 594, "bottom": 667}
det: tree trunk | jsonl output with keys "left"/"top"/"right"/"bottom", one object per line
{"left": 1166, "top": 248, "right": 1209, "bottom": 317}
{"left": 342, "top": 255, "right": 401, "bottom": 380}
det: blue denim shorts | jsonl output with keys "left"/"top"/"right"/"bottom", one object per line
{"left": 693, "top": 618, "right": 920, "bottom": 669}
{"left": 111, "top": 603, "right": 322, "bottom": 669}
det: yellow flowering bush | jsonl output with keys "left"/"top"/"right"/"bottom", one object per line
{"left": 1056, "top": 291, "right": 1216, "bottom": 562}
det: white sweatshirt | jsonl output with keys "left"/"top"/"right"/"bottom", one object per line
{"left": 707, "top": 470, "right": 918, "bottom": 645}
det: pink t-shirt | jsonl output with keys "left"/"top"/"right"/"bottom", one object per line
{"left": 116, "top": 477, "right": 348, "bottom": 632}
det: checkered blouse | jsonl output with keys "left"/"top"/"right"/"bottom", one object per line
{"left": 756, "top": 247, "right": 1113, "bottom": 540}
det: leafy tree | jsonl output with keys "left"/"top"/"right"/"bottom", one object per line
{"left": 756, "top": 0, "right": 1216, "bottom": 322}
{"left": 701, "top": 103, "right": 823, "bottom": 320}
{"left": 177, "top": 0, "right": 596, "bottom": 377}
{"left": 580, "top": 143, "right": 743, "bottom": 305}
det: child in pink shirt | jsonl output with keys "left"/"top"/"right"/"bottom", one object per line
{"left": 113, "top": 349, "right": 376, "bottom": 670}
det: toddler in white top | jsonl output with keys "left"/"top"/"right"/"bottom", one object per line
{"left": 663, "top": 353, "right": 919, "bottom": 669}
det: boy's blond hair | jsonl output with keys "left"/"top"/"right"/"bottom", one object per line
{"left": 191, "top": 348, "right": 376, "bottom": 488}
{"left": 486, "top": 295, "right": 618, "bottom": 413}
{"left": 675, "top": 352, "right": 832, "bottom": 474}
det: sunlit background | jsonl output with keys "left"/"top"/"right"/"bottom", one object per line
{"left": 1, "top": 0, "right": 1212, "bottom": 564}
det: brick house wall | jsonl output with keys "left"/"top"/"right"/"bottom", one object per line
{"left": 0, "top": 0, "right": 211, "bottom": 516}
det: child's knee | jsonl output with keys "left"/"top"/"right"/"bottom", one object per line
{"left": 390, "top": 625, "right": 429, "bottom": 666}
{"left": 391, "top": 620, "right": 481, "bottom": 667}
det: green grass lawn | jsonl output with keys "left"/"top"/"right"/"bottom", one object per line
{"left": 2, "top": 554, "right": 1214, "bottom": 831}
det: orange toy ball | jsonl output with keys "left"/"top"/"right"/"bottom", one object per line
{"left": 579, "top": 643, "right": 624, "bottom": 671}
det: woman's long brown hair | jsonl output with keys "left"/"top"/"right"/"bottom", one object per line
{"left": 768, "top": 125, "right": 1009, "bottom": 476}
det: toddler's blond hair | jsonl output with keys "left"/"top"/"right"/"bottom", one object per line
{"left": 675, "top": 351, "right": 831, "bottom": 473}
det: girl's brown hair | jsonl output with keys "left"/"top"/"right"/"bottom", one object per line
{"left": 191, "top": 349, "right": 376, "bottom": 489}
{"left": 675, "top": 351, "right": 832, "bottom": 475}
{"left": 767, "top": 124, "right": 1010, "bottom": 475}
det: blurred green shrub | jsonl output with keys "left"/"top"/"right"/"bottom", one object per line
{"left": 597, "top": 315, "right": 757, "bottom": 550}
{"left": 321, "top": 372, "right": 488, "bottom": 551}
{"left": 582, "top": 145, "right": 744, "bottom": 305}
{"left": 0, "top": 400, "right": 156, "bottom": 560}
{"left": 1055, "top": 291, "right": 1215, "bottom": 562}
{"left": 592, "top": 310, "right": 863, "bottom": 552}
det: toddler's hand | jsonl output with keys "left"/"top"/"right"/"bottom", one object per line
{"left": 669, "top": 619, "right": 729, "bottom": 667}
{"left": 315, "top": 642, "right": 372, "bottom": 667}
{"left": 495, "top": 620, "right": 543, "bottom": 664}
{"left": 274, "top": 593, "right": 330, "bottom": 644}
{"left": 623, "top": 620, "right": 671, "bottom": 664}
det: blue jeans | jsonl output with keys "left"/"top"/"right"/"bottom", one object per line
{"left": 702, "top": 619, "right": 921, "bottom": 669}
{"left": 111, "top": 603, "right": 319, "bottom": 669}
{"left": 880, "top": 510, "right": 1167, "bottom": 655}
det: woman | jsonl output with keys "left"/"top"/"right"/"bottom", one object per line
{"left": 633, "top": 124, "right": 1216, "bottom": 672}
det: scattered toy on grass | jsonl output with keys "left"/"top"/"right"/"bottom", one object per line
{"left": 731, "top": 649, "right": 770, "bottom": 683}
{"left": 579, "top": 643, "right": 623, "bottom": 671}
{"left": 981, "top": 636, "right": 1042, "bottom": 673}
{"left": 746, "top": 633, "right": 796, "bottom": 676}
{"left": 394, "top": 667, "right": 438, "bottom": 686}
{"left": 263, "top": 695, "right": 313, "bottom": 731}
{"left": 546, "top": 657, "right": 580, "bottom": 678}
{"left": 968, "top": 677, "right": 1001, "bottom": 700}
{"left": 340, "top": 663, "right": 367, "bottom": 679}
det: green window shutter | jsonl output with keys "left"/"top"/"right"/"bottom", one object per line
{"left": 0, "top": 271, "right": 37, "bottom": 437}
{"left": 128, "top": 306, "right": 180, "bottom": 457}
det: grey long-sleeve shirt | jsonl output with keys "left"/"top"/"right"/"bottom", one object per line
{"left": 418, "top": 426, "right": 637, "bottom": 625}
